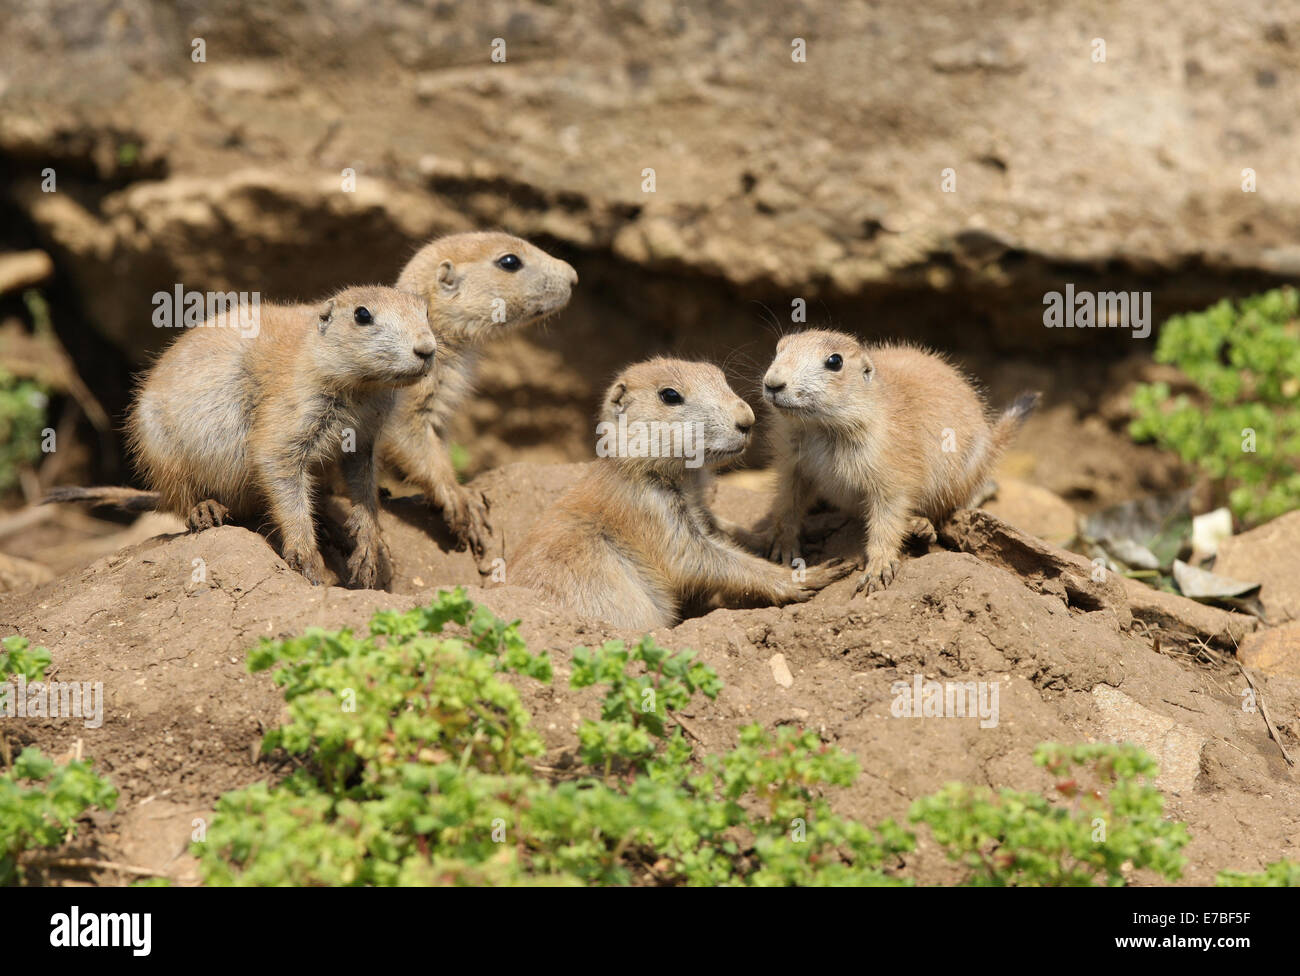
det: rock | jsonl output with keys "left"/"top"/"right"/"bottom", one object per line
{"left": 1091, "top": 685, "right": 1205, "bottom": 794}
{"left": 1237, "top": 622, "right": 1300, "bottom": 676}
{"left": 1214, "top": 511, "right": 1300, "bottom": 625}
{"left": 7, "top": 1, "right": 1300, "bottom": 364}
{"left": 946, "top": 509, "right": 1258, "bottom": 652}
{"left": 981, "top": 478, "right": 1077, "bottom": 546}
{"left": 769, "top": 653, "right": 794, "bottom": 688}
{"left": 939, "top": 509, "right": 1131, "bottom": 628}
{"left": 21, "top": 170, "right": 450, "bottom": 359}
{"left": 0, "top": 249, "right": 53, "bottom": 294}
{"left": 1123, "top": 578, "right": 1257, "bottom": 651}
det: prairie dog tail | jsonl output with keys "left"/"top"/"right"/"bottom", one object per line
{"left": 42, "top": 485, "right": 161, "bottom": 513}
{"left": 991, "top": 391, "right": 1042, "bottom": 455}
{"left": 959, "top": 390, "right": 1042, "bottom": 497}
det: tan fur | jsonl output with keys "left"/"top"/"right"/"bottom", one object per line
{"left": 122, "top": 286, "right": 435, "bottom": 587}
{"left": 761, "top": 330, "right": 1039, "bottom": 593}
{"left": 513, "top": 358, "right": 850, "bottom": 630}
{"left": 382, "top": 232, "right": 577, "bottom": 561}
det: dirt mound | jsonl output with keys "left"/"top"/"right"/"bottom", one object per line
{"left": 3, "top": 461, "right": 1298, "bottom": 885}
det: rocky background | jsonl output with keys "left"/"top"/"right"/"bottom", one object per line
{"left": 3, "top": 0, "right": 1299, "bottom": 483}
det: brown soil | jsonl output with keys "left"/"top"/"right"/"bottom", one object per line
{"left": 2, "top": 461, "right": 1297, "bottom": 886}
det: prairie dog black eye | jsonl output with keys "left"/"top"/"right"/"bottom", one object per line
{"left": 659, "top": 388, "right": 684, "bottom": 405}
{"left": 824, "top": 353, "right": 843, "bottom": 371}
{"left": 496, "top": 254, "right": 523, "bottom": 272}
{"left": 354, "top": 307, "right": 373, "bottom": 325}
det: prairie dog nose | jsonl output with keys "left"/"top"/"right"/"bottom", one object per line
{"left": 413, "top": 336, "right": 436, "bottom": 361}
{"left": 560, "top": 261, "right": 579, "bottom": 287}
{"left": 763, "top": 373, "right": 785, "bottom": 394}
{"left": 733, "top": 399, "right": 756, "bottom": 432}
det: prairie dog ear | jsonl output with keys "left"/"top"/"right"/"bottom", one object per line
{"left": 436, "top": 260, "right": 460, "bottom": 298}
{"left": 861, "top": 347, "right": 876, "bottom": 384}
{"left": 606, "top": 379, "right": 629, "bottom": 415}
{"left": 317, "top": 299, "right": 336, "bottom": 334}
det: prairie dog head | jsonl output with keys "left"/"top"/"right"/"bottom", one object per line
{"left": 596, "top": 358, "right": 755, "bottom": 471}
{"left": 314, "top": 286, "right": 435, "bottom": 389}
{"left": 396, "top": 232, "right": 578, "bottom": 345}
{"left": 762, "top": 329, "right": 875, "bottom": 427}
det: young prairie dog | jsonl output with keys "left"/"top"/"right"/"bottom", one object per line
{"left": 512, "top": 358, "right": 850, "bottom": 630}
{"left": 48, "top": 287, "right": 435, "bottom": 588}
{"left": 382, "top": 232, "right": 577, "bottom": 560}
{"left": 761, "top": 330, "right": 1039, "bottom": 594}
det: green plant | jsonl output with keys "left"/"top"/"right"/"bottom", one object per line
{"left": 1217, "top": 859, "right": 1300, "bottom": 887}
{"left": 1130, "top": 287, "right": 1300, "bottom": 523}
{"left": 197, "top": 589, "right": 911, "bottom": 886}
{"left": 0, "top": 748, "right": 119, "bottom": 885}
{"left": 199, "top": 590, "right": 1298, "bottom": 888}
{"left": 0, "top": 368, "right": 46, "bottom": 494}
{"left": 0, "top": 637, "right": 118, "bottom": 885}
{"left": 0, "top": 635, "right": 52, "bottom": 683}
{"left": 909, "top": 743, "right": 1188, "bottom": 886}
{"left": 569, "top": 636, "right": 721, "bottom": 771}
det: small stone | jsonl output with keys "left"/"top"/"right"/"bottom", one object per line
{"left": 1091, "top": 685, "right": 1204, "bottom": 793}
{"left": 769, "top": 653, "right": 794, "bottom": 688}
{"left": 1238, "top": 622, "right": 1300, "bottom": 676}
{"left": 1215, "top": 511, "right": 1300, "bottom": 624}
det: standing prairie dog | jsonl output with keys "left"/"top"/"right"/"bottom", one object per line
{"left": 382, "top": 232, "right": 578, "bottom": 560}
{"left": 48, "top": 287, "right": 435, "bottom": 588}
{"left": 760, "top": 330, "right": 1040, "bottom": 594}
{"left": 512, "top": 358, "right": 850, "bottom": 630}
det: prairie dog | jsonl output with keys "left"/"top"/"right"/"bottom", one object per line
{"left": 49, "top": 287, "right": 435, "bottom": 588}
{"left": 382, "top": 232, "right": 577, "bottom": 560}
{"left": 761, "top": 330, "right": 1039, "bottom": 594}
{"left": 513, "top": 358, "right": 850, "bottom": 630}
